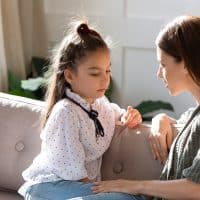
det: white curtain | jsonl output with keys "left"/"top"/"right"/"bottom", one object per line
{"left": 0, "top": 0, "right": 47, "bottom": 92}
{"left": 0, "top": 0, "right": 7, "bottom": 91}
{"left": 20, "top": 0, "right": 48, "bottom": 74}
{"left": 0, "top": 0, "right": 26, "bottom": 92}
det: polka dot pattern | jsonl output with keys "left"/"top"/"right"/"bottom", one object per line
{"left": 21, "top": 89, "right": 125, "bottom": 188}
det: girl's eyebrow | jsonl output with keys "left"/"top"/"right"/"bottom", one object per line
{"left": 88, "top": 67, "right": 100, "bottom": 70}
{"left": 88, "top": 63, "right": 111, "bottom": 70}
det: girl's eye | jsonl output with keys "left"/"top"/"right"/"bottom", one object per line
{"left": 90, "top": 73, "right": 100, "bottom": 76}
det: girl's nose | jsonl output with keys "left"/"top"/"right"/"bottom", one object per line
{"left": 101, "top": 74, "right": 110, "bottom": 88}
{"left": 103, "top": 73, "right": 110, "bottom": 82}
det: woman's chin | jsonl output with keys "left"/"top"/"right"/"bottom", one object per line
{"left": 168, "top": 89, "right": 180, "bottom": 96}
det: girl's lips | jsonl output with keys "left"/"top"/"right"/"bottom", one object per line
{"left": 97, "top": 89, "right": 106, "bottom": 92}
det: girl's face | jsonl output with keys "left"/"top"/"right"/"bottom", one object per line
{"left": 156, "top": 48, "right": 189, "bottom": 96}
{"left": 64, "top": 48, "right": 111, "bottom": 103}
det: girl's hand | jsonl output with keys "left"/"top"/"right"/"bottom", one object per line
{"left": 149, "top": 113, "right": 173, "bottom": 164}
{"left": 121, "top": 106, "right": 142, "bottom": 128}
{"left": 92, "top": 180, "right": 140, "bottom": 194}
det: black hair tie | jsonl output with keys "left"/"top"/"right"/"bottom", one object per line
{"left": 77, "top": 24, "right": 90, "bottom": 34}
{"left": 66, "top": 96, "right": 104, "bottom": 138}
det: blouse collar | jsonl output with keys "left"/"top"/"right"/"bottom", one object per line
{"left": 65, "top": 88, "right": 98, "bottom": 111}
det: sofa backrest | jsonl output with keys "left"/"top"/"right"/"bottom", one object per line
{"left": 0, "top": 93, "right": 44, "bottom": 191}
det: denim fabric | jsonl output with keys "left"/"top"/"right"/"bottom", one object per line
{"left": 24, "top": 180, "right": 146, "bottom": 200}
{"left": 69, "top": 192, "right": 146, "bottom": 200}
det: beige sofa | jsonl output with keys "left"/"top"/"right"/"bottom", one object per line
{"left": 0, "top": 92, "right": 163, "bottom": 200}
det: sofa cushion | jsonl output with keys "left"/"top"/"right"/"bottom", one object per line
{"left": 0, "top": 188, "right": 22, "bottom": 200}
{"left": 0, "top": 93, "right": 44, "bottom": 191}
{"left": 0, "top": 192, "right": 22, "bottom": 200}
{"left": 101, "top": 125, "right": 163, "bottom": 180}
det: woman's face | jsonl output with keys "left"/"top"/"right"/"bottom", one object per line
{"left": 156, "top": 48, "right": 189, "bottom": 96}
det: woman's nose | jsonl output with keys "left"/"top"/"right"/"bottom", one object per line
{"left": 156, "top": 66, "right": 162, "bottom": 79}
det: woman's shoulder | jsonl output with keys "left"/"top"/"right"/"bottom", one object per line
{"left": 177, "top": 107, "right": 197, "bottom": 124}
{"left": 191, "top": 111, "right": 200, "bottom": 130}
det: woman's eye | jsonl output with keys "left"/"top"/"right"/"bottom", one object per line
{"left": 161, "top": 63, "right": 165, "bottom": 67}
{"left": 106, "top": 70, "right": 111, "bottom": 73}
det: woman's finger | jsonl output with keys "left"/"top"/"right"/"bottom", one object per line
{"left": 149, "top": 135, "right": 159, "bottom": 160}
{"left": 149, "top": 132, "right": 168, "bottom": 164}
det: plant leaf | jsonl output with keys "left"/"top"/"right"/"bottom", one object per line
{"left": 9, "top": 89, "right": 38, "bottom": 99}
{"left": 21, "top": 77, "right": 46, "bottom": 91}
{"left": 8, "top": 70, "right": 21, "bottom": 90}
{"left": 135, "top": 100, "right": 174, "bottom": 115}
{"left": 31, "top": 56, "right": 49, "bottom": 76}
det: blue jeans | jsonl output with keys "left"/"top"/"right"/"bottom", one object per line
{"left": 24, "top": 180, "right": 146, "bottom": 200}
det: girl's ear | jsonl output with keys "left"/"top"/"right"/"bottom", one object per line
{"left": 64, "top": 69, "right": 74, "bottom": 84}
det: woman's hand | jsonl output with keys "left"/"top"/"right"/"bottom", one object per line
{"left": 92, "top": 179, "right": 140, "bottom": 194}
{"left": 149, "top": 113, "right": 174, "bottom": 164}
{"left": 121, "top": 106, "right": 142, "bottom": 128}
{"left": 80, "top": 177, "right": 93, "bottom": 183}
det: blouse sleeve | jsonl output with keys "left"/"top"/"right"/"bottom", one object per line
{"left": 42, "top": 103, "right": 87, "bottom": 181}
{"left": 110, "top": 102, "right": 126, "bottom": 123}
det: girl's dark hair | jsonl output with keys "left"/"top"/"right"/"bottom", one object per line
{"left": 156, "top": 15, "right": 200, "bottom": 86}
{"left": 42, "top": 20, "right": 109, "bottom": 127}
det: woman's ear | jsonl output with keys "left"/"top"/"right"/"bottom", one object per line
{"left": 183, "top": 66, "right": 189, "bottom": 75}
{"left": 64, "top": 69, "right": 74, "bottom": 84}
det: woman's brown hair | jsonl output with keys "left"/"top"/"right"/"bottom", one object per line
{"left": 156, "top": 15, "right": 200, "bottom": 86}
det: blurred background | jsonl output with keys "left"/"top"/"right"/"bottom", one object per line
{"left": 0, "top": 0, "right": 199, "bottom": 118}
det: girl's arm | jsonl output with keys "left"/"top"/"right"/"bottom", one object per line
{"left": 110, "top": 102, "right": 142, "bottom": 128}
{"left": 44, "top": 103, "right": 89, "bottom": 181}
{"left": 92, "top": 179, "right": 200, "bottom": 200}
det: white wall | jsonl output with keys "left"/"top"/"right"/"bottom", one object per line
{"left": 43, "top": 0, "right": 200, "bottom": 118}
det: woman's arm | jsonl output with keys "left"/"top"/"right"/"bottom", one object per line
{"left": 92, "top": 179, "right": 200, "bottom": 200}
{"left": 149, "top": 113, "right": 177, "bottom": 163}
{"left": 80, "top": 177, "right": 93, "bottom": 183}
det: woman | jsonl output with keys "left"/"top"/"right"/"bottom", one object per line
{"left": 92, "top": 15, "right": 200, "bottom": 200}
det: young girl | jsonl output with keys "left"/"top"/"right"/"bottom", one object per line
{"left": 18, "top": 20, "right": 142, "bottom": 200}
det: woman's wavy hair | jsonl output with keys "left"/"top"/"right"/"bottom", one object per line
{"left": 42, "top": 19, "right": 109, "bottom": 127}
{"left": 156, "top": 15, "right": 200, "bottom": 86}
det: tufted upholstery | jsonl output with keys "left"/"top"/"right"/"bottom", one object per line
{"left": 101, "top": 125, "right": 162, "bottom": 181}
{"left": 0, "top": 92, "right": 166, "bottom": 200}
{"left": 0, "top": 93, "right": 44, "bottom": 199}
